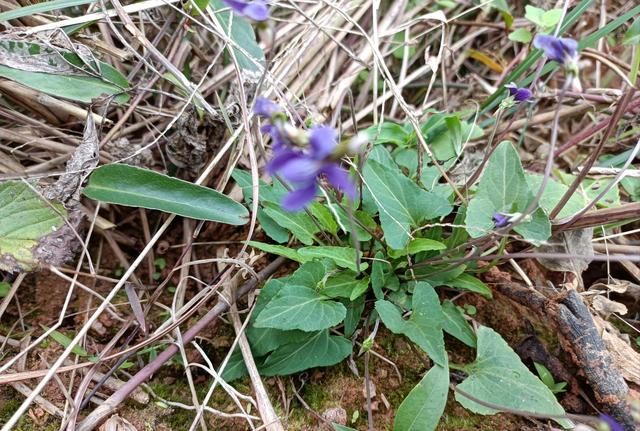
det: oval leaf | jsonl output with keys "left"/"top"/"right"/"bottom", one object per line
{"left": 83, "top": 165, "right": 248, "bottom": 225}
{"left": 394, "top": 363, "right": 449, "bottom": 431}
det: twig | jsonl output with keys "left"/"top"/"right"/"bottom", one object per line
{"left": 75, "top": 257, "right": 285, "bottom": 431}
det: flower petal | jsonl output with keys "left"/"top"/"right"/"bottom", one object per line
{"left": 254, "top": 97, "right": 281, "bottom": 118}
{"left": 598, "top": 414, "right": 624, "bottom": 431}
{"left": 281, "top": 184, "right": 317, "bottom": 212}
{"left": 323, "top": 163, "right": 356, "bottom": 198}
{"left": 242, "top": 1, "right": 269, "bottom": 21}
{"left": 309, "top": 125, "right": 338, "bottom": 160}
{"left": 267, "top": 148, "right": 299, "bottom": 174}
{"left": 222, "top": 0, "right": 248, "bottom": 14}
{"left": 492, "top": 213, "right": 510, "bottom": 228}
{"left": 277, "top": 156, "right": 322, "bottom": 184}
{"left": 222, "top": 0, "right": 269, "bottom": 21}
{"left": 533, "top": 34, "right": 578, "bottom": 64}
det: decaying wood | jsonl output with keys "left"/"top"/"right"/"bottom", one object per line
{"left": 485, "top": 267, "right": 636, "bottom": 430}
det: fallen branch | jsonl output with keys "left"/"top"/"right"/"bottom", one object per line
{"left": 486, "top": 269, "right": 635, "bottom": 430}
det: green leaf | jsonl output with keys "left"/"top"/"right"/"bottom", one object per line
{"left": 491, "top": 0, "right": 513, "bottom": 28}
{"left": 389, "top": 238, "right": 447, "bottom": 258}
{"left": 456, "top": 326, "right": 572, "bottom": 429}
{"left": 254, "top": 285, "right": 346, "bottom": 332}
{"left": 426, "top": 115, "right": 482, "bottom": 162}
{"left": 221, "top": 348, "right": 249, "bottom": 381}
{"left": 41, "top": 325, "right": 90, "bottom": 357}
{"left": 526, "top": 173, "right": 586, "bottom": 219}
{"left": 261, "top": 330, "right": 352, "bottom": 376}
{"left": 441, "top": 300, "right": 476, "bottom": 348}
{"left": 533, "top": 362, "right": 556, "bottom": 389}
{"left": 332, "top": 425, "right": 357, "bottom": 431}
{"left": 465, "top": 141, "right": 551, "bottom": 243}
{"left": 392, "top": 31, "right": 417, "bottom": 60}
{"left": 623, "top": 17, "right": 640, "bottom": 45}
{"left": 344, "top": 295, "right": 365, "bottom": 337}
{"left": 0, "top": 182, "right": 66, "bottom": 271}
{"left": 322, "top": 272, "right": 370, "bottom": 300}
{"left": 298, "top": 246, "right": 364, "bottom": 272}
{"left": 363, "top": 158, "right": 452, "bottom": 249}
{"left": 444, "top": 273, "right": 492, "bottom": 299}
{"left": 508, "top": 28, "right": 533, "bottom": 43}
{"left": 0, "top": 40, "right": 128, "bottom": 103}
{"left": 246, "top": 326, "right": 309, "bottom": 357}
{"left": 287, "top": 261, "right": 332, "bottom": 288}
{"left": 542, "top": 9, "right": 563, "bottom": 28}
{"left": 263, "top": 203, "right": 319, "bottom": 245}
{"left": 84, "top": 165, "right": 248, "bottom": 225}
{"left": 211, "top": 0, "right": 265, "bottom": 71}
{"left": 0, "top": 0, "right": 96, "bottom": 21}
{"left": 232, "top": 169, "right": 289, "bottom": 241}
{"left": 524, "top": 5, "right": 546, "bottom": 27}
{"left": 371, "top": 251, "right": 388, "bottom": 300}
{"left": 0, "top": 282, "right": 9, "bottom": 298}
{"left": 310, "top": 203, "right": 338, "bottom": 235}
{"left": 364, "top": 122, "right": 411, "bottom": 146}
{"left": 556, "top": 172, "right": 621, "bottom": 208}
{"left": 394, "top": 363, "right": 449, "bottom": 431}
{"left": 376, "top": 282, "right": 446, "bottom": 366}
{"left": 246, "top": 241, "right": 305, "bottom": 263}
{"left": 256, "top": 209, "right": 289, "bottom": 242}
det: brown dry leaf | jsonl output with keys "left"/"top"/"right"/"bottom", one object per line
{"left": 537, "top": 228, "right": 593, "bottom": 275}
{"left": 594, "top": 315, "right": 640, "bottom": 385}
{"left": 592, "top": 295, "right": 628, "bottom": 317}
{"left": 590, "top": 279, "right": 631, "bottom": 294}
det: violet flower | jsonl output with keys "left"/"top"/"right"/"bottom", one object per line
{"left": 533, "top": 34, "right": 578, "bottom": 65}
{"left": 534, "top": 34, "right": 582, "bottom": 92}
{"left": 492, "top": 213, "right": 511, "bottom": 228}
{"left": 254, "top": 97, "right": 282, "bottom": 118}
{"left": 222, "top": 0, "right": 269, "bottom": 21}
{"left": 267, "top": 125, "right": 356, "bottom": 211}
{"left": 505, "top": 83, "right": 533, "bottom": 103}
{"left": 598, "top": 414, "right": 624, "bottom": 431}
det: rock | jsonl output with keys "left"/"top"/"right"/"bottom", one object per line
{"left": 321, "top": 407, "right": 347, "bottom": 425}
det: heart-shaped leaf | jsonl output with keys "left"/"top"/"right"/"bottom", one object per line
{"left": 456, "top": 326, "right": 572, "bottom": 428}
{"left": 254, "top": 285, "right": 346, "bottom": 332}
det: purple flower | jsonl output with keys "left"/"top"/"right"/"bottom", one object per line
{"left": 267, "top": 125, "right": 356, "bottom": 211}
{"left": 254, "top": 97, "right": 282, "bottom": 118}
{"left": 598, "top": 414, "right": 624, "bottom": 431}
{"left": 505, "top": 83, "right": 533, "bottom": 103}
{"left": 222, "top": 0, "right": 269, "bottom": 21}
{"left": 492, "top": 213, "right": 510, "bottom": 228}
{"left": 533, "top": 34, "right": 578, "bottom": 65}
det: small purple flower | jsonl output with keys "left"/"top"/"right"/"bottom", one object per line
{"left": 267, "top": 125, "right": 356, "bottom": 211}
{"left": 533, "top": 34, "right": 578, "bottom": 66}
{"left": 222, "top": 0, "right": 269, "bottom": 21}
{"left": 492, "top": 213, "right": 510, "bottom": 228}
{"left": 598, "top": 414, "right": 624, "bottom": 431}
{"left": 505, "top": 83, "right": 533, "bottom": 103}
{"left": 254, "top": 97, "right": 282, "bottom": 118}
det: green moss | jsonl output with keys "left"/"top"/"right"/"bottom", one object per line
{"left": 0, "top": 389, "right": 59, "bottom": 431}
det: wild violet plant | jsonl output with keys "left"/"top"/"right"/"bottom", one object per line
{"left": 55, "top": 2, "right": 639, "bottom": 431}
{"left": 223, "top": 12, "right": 640, "bottom": 431}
